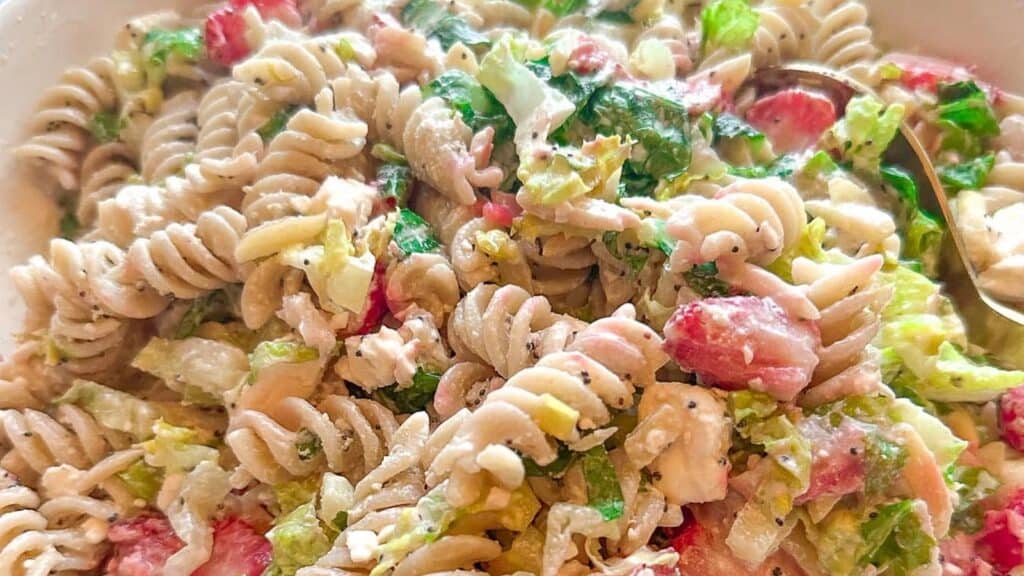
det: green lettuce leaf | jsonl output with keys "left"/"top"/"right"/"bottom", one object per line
{"left": 580, "top": 445, "right": 625, "bottom": 521}
{"left": 683, "top": 262, "right": 732, "bottom": 297}
{"left": 947, "top": 464, "right": 1000, "bottom": 534}
{"left": 581, "top": 84, "right": 692, "bottom": 182}
{"left": 116, "top": 460, "right": 164, "bottom": 504}
{"left": 765, "top": 218, "right": 827, "bottom": 282}
{"left": 174, "top": 289, "right": 239, "bottom": 339}
{"left": 826, "top": 95, "right": 905, "bottom": 172}
{"left": 142, "top": 420, "right": 219, "bottom": 473}
{"left": 393, "top": 208, "right": 441, "bottom": 255}
{"left": 265, "top": 501, "right": 331, "bottom": 576}
{"left": 258, "top": 105, "right": 300, "bottom": 141}
{"left": 133, "top": 337, "right": 249, "bottom": 403}
{"left": 88, "top": 111, "right": 123, "bottom": 143}
{"left": 863, "top": 432, "right": 908, "bottom": 497}
{"left": 523, "top": 57, "right": 603, "bottom": 145}
{"left": 425, "top": 70, "right": 515, "bottom": 143}
{"left": 517, "top": 134, "right": 630, "bottom": 205}
{"left": 58, "top": 380, "right": 160, "bottom": 440}
{"left": 937, "top": 81, "right": 1000, "bottom": 139}
{"left": 858, "top": 500, "right": 935, "bottom": 575}
{"left": 249, "top": 340, "right": 320, "bottom": 382}
{"left": 376, "top": 367, "right": 442, "bottom": 413}
{"left": 937, "top": 152, "right": 995, "bottom": 194}
{"left": 880, "top": 165, "right": 944, "bottom": 275}
{"left": 142, "top": 27, "right": 204, "bottom": 65}
{"left": 701, "top": 0, "right": 760, "bottom": 54}
{"left": 274, "top": 477, "right": 322, "bottom": 516}
{"left": 400, "top": 0, "right": 489, "bottom": 50}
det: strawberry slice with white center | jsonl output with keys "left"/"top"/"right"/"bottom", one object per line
{"left": 206, "top": 0, "right": 302, "bottom": 67}
{"left": 106, "top": 515, "right": 184, "bottom": 576}
{"left": 978, "top": 488, "right": 1024, "bottom": 573}
{"left": 745, "top": 89, "right": 838, "bottom": 154}
{"left": 193, "top": 517, "right": 272, "bottom": 576}
{"left": 663, "top": 296, "right": 821, "bottom": 402}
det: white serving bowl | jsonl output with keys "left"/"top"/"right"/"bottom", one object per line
{"left": 0, "top": 0, "right": 1022, "bottom": 353}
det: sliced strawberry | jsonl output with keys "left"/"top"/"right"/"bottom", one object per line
{"left": 978, "top": 488, "right": 1024, "bottom": 572}
{"left": 745, "top": 89, "right": 837, "bottom": 154}
{"left": 230, "top": 0, "right": 303, "bottom": 27}
{"left": 568, "top": 36, "right": 612, "bottom": 75}
{"left": 796, "top": 422, "right": 865, "bottom": 504}
{"left": 358, "top": 264, "right": 389, "bottom": 335}
{"left": 205, "top": 7, "right": 251, "bottom": 67}
{"left": 884, "top": 52, "right": 973, "bottom": 93}
{"left": 1000, "top": 385, "right": 1024, "bottom": 451}
{"left": 106, "top": 514, "right": 184, "bottom": 576}
{"left": 941, "top": 534, "right": 996, "bottom": 576}
{"left": 663, "top": 296, "right": 820, "bottom": 402}
{"left": 193, "top": 517, "right": 272, "bottom": 576}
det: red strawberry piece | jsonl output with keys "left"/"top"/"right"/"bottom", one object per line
{"left": 885, "top": 52, "right": 973, "bottom": 93}
{"left": 941, "top": 534, "right": 996, "bottom": 576}
{"left": 796, "top": 422, "right": 866, "bottom": 504}
{"left": 745, "top": 89, "right": 838, "bottom": 154}
{"left": 1000, "top": 385, "right": 1024, "bottom": 451}
{"left": 205, "top": 7, "right": 251, "bottom": 67}
{"left": 568, "top": 36, "right": 612, "bottom": 75}
{"left": 230, "top": 0, "right": 303, "bottom": 27}
{"left": 193, "top": 517, "right": 272, "bottom": 576}
{"left": 106, "top": 514, "right": 184, "bottom": 576}
{"left": 663, "top": 296, "right": 821, "bottom": 402}
{"left": 357, "top": 264, "right": 389, "bottom": 335}
{"left": 978, "top": 489, "right": 1024, "bottom": 572}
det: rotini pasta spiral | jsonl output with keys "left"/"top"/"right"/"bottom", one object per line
{"left": 385, "top": 252, "right": 461, "bottom": 324}
{"left": 141, "top": 90, "right": 200, "bottom": 184}
{"left": 447, "top": 283, "right": 586, "bottom": 378}
{"left": 792, "top": 254, "right": 893, "bottom": 407}
{"left": 77, "top": 142, "right": 140, "bottom": 228}
{"left": 519, "top": 232, "right": 597, "bottom": 310}
{"left": 810, "top": 0, "right": 879, "bottom": 80}
{"left": 13, "top": 57, "right": 118, "bottom": 190}
{"left": 751, "top": 1, "right": 819, "bottom": 68}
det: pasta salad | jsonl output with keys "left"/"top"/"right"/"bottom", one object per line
{"left": 4, "top": 0, "right": 1024, "bottom": 575}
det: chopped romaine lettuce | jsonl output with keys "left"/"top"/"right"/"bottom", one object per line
{"left": 937, "top": 81, "right": 1000, "bottom": 141}
{"left": 376, "top": 164, "right": 412, "bottom": 205}
{"left": 274, "top": 477, "right": 322, "bottom": 516}
{"left": 582, "top": 84, "right": 691, "bottom": 182}
{"left": 400, "top": 0, "right": 489, "bottom": 50}
{"left": 116, "top": 460, "right": 164, "bottom": 503}
{"left": 807, "top": 507, "right": 862, "bottom": 575}
{"left": 319, "top": 473, "right": 355, "bottom": 530}
{"left": 142, "top": 27, "right": 204, "bottom": 65}
{"left": 729, "top": 153, "right": 803, "bottom": 180}
{"left": 523, "top": 57, "right": 603, "bottom": 144}
{"left": 371, "top": 143, "right": 408, "bottom": 165}
{"left": 393, "top": 208, "right": 441, "bottom": 255}
{"left": 683, "top": 262, "right": 732, "bottom": 297}
{"left": 174, "top": 289, "right": 239, "bottom": 339}
{"left": 142, "top": 420, "right": 219, "bottom": 473}
{"left": 58, "top": 380, "right": 160, "bottom": 440}
{"left": 858, "top": 500, "right": 935, "bottom": 575}
{"left": 258, "top": 105, "right": 300, "bottom": 141}
{"left": 765, "top": 218, "right": 827, "bottom": 282}
{"left": 863, "top": 432, "right": 908, "bottom": 497}
{"left": 511, "top": 0, "right": 585, "bottom": 16}
{"left": 376, "top": 367, "right": 442, "bottom": 413}
{"left": 517, "top": 134, "right": 630, "bottom": 206}
{"left": 489, "top": 526, "right": 544, "bottom": 575}
{"left": 636, "top": 218, "right": 674, "bottom": 255}
{"left": 249, "top": 340, "right": 320, "bottom": 382}
{"left": 425, "top": 70, "right": 515, "bottom": 143}
{"left": 602, "top": 231, "right": 651, "bottom": 277}
{"left": 88, "top": 111, "right": 123, "bottom": 143}
{"left": 700, "top": 0, "right": 760, "bottom": 54}
{"left": 713, "top": 113, "right": 766, "bottom": 147}
{"left": 803, "top": 150, "right": 840, "bottom": 178}
{"left": 947, "top": 464, "right": 1000, "bottom": 534}
{"left": 825, "top": 95, "right": 905, "bottom": 172}
{"left": 265, "top": 501, "right": 331, "bottom": 576}
{"left": 455, "top": 483, "right": 542, "bottom": 532}
{"left": 58, "top": 204, "right": 81, "bottom": 240}
{"left": 133, "top": 337, "right": 249, "bottom": 403}
{"left": 524, "top": 444, "right": 574, "bottom": 477}
{"left": 880, "top": 165, "right": 944, "bottom": 275}
{"left": 474, "top": 229, "right": 519, "bottom": 262}
{"left": 937, "top": 152, "right": 995, "bottom": 194}
{"left": 479, "top": 39, "right": 576, "bottom": 151}
{"left": 580, "top": 445, "right": 625, "bottom": 521}
{"left": 295, "top": 428, "right": 323, "bottom": 461}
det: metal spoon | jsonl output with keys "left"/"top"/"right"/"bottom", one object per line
{"left": 742, "top": 63, "right": 1024, "bottom": 370}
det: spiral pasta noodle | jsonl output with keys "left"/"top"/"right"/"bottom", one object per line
{"left": 77, "top": 142, "right": 140, "bottom": 228}
{"left": 810, "top": 0, "right": 879, "bottom": 80}
{"left": 751, "top": 1, "right": 819, "bottom": 68}
{"left": 13, "top": 57, "right": 119, "bottom": 190}
{"left": 141, "top": 91, "right": 200, "bottom": 184}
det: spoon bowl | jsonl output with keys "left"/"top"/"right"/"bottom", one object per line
{"left": 743, "top": 64, "right": 1024, "bottom": 369}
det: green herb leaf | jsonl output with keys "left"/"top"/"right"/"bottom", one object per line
{"left": 174, "top": 289, "right": 237, "bottom": 339}
{"left": 425, "top": 70, "right": 515, "bottom": 143}
{"left": 937, "top": 152, "right": 995, "bottom": 194}
{"left": 803, "top": 151, "right": 839, "bottom": 178}
{"left": 401, "top": 0, "right": 489, "bottom": 50}
{"left": 582, "top": 84, "right": 691, "bottom": 182}
{"left": 376, "top": 164, "right": 413, "bottom": 204}
{"left": 376, "top": 367, "right": 442, "bottom": 413}
{"left": 523, "top": 444, "right": 574, "bottom": 477}
{"left": 59, "top": 208, "right": 81, "bottom": 240}
{"left": 88, "top": 111, "right": 123, "bottom": 143}
{"left": 729, "top": 153, "right": 802, "bottom": 179}
{"left": 581, "top": 445, "right": 625, "bottom": 521}
{"left": 602, "top": 232, "right": 650, "bottom": 277}
{"left": 295, "top": 428, "right": 323, "bottom": 461}
{"left": 683, "top": 262, "right": 732, "bottom": 297}
{"left": 713, "top": 113, "right": 766, "bottom": 145}
{"left": 393, "top": 208, "right": 441, "bottom": 255}
{"left": 701, "top": 0, "right": 760, "bottom": 54}
{"left": 142, "top": 27, "right": 205, "bottom": 65}
{"left": 257, "top": 106, "right": 301, "bottom": 141}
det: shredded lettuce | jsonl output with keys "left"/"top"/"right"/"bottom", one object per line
{"left": 765, "top": 218, "right": 828, "bottom": 282}
{"left": 803, "top": 150, "right": 840, "bottom": 178}
{"left": 947, "top": 464, "right": 1000, "bottom": 534}
{"left": 581, "top": 84, "right": 692, "bottom": 183}
{"left": 858, "top": 500, "right": 935, "bottom": 575}
{"left": 862, "top": 432, "right": 908, "bottom": 497}
{"left": 116, "top": 460, "right": 164, "bottom": 504}
{"left": 133, "top": 337, "right": 249, "bottom": 404}
{"left": 265, "top": 501, "right": 332, "bottom": 576}
{"left": 524, "top": 444, "right": 574, "bottom": 477}
{"left": 88, "top": 111, "right": 123, "bottom": 143}
{"left": 937, "top": 81, "right": 1000, "bottom": 143}
{"left": 58, "top": 380, "right": 160, "bottom": 440}
{"left": 249, "top": 340, "right": 320, "bottom": 382}
{"left": 274, "top": 477, "right": 322, "bottom": 516}
{"left": 880, "top": 165, "right": 944, "bottom": 275}
{"left": 825, "top": 95, "right": 905, "bottom": 172}
{"left": 174, "top": 289, "right": 239, "bottom": 339}
{"left": 257, "top": 105, "right": 301, "bottom": 141}
{"left": 425, "top": 70, "right": 515, "bottom": 143}
{"left": 700, "top": 0, "right": 760, "bottom": 54}
{"left": 580, "top": 445, "right": 625, "bottom": 521}
{"left": 281, "top": 218, "right": 377, "bottom": 314}
{"left": 511, "top": 0, "right": 585, "bottom": 16}
{"left": 474, "top": 229, "right": 519, "bottom": 262}
{"left": 479, "top": 38, "right": 576, "bottom": 151}
{"left": 455, "top": 483, "right": 542, "bottom": 533}
{"left": 400, "top": 0, "right": 489, "bottom": 49}
{"left": 142, "top": 27, "right": 204, "bottom": 65}
{"left": 393, "top": 208, "right": 441, "bottom": 255}
{"left": 523, "top": 57, "right": 603, "bottom": 145}
{"left": 713, "top": 113, "right": 767, "bottom": 148}
{"left": 142, "top": 420, "right": 219, "bottom": 473}
{"left": 937, "top": 152, "right": 995, "bottom": 194}
{"left": 684, "top": 262, "right": 732, "bottom": 297}
{"left": 376, "top": 367, "right": 442, "bottom": 413}
{"left": 518, "top": 134, "right": 630, "bottom": 206}
{"left": 602, "top": 231, "right": 652, "bottom": 277}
